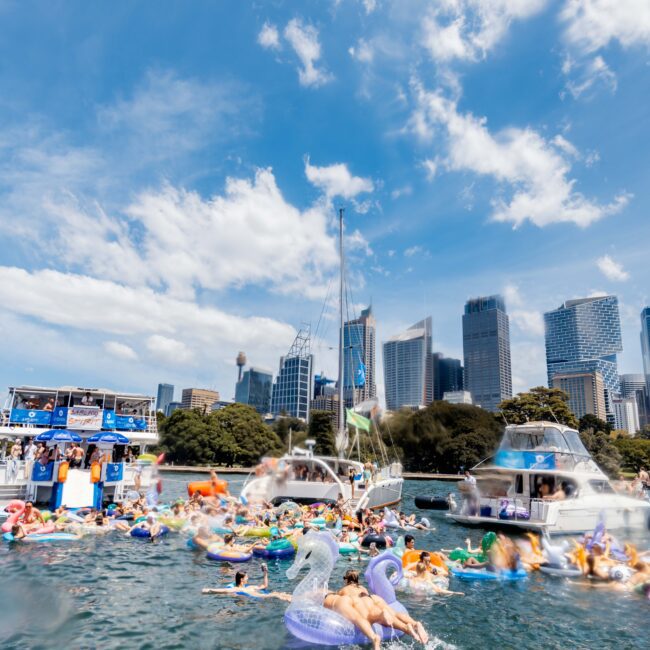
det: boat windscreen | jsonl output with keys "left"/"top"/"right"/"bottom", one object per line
{"left": 563, "top": 430, "right": 590, "bottom": 456}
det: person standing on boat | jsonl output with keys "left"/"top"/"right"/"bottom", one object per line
{"left": 23, "top": 437, "right": 37, "bottom": 481}
{"left": 348, "top": 467, "right": 356, "bottom": 498}
{"left": 8, "top": 439, "right": 22, "bottom": 483}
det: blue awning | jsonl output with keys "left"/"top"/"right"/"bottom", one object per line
{"left": 87, "top": 432, "right": 130, "bottom": 444}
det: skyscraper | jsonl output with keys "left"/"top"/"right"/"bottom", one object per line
{"left": 432, "top": 353, "right": 464, "bottom": 401}
{"left": 342, "top": 305, "right": 377, "bottom": 406}
{"left": 181, "top": 388, "right": 220, "bottom": 412}
{"left": 545, "top": 295, "right": 622, "bottom": 419}
{"left": 156, "top": 383, "right": 174, "bottom": 415}
{"left": 552, "top": 371, "right": 606, "bottom": 421}
{"left": 642, "top": 307, "right": 650, "bottom": 397}
{"left": 235, "top": 367, "right": 273, "bottom": 415}
{"left": 462, "top": 295, "right": 512, "bottom": 412}
{"left": 271, "top": 327, "right": 314, "bottom": 420}
{"left": 383, "top": 317, "right": 433, "bottom": 411}
{"left": 620, "top": 373, "right": 649, "bottom": 429}
{"left": 612, "top": 397, "right": 640, "bottom": 435}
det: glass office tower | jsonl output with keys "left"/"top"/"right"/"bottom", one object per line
{"left": 235, "top": 367, "right": 273, "bottom": 415}
{"left": 545, "top": 295, "right": 622, "bottom": 419}
{"left": 383, "top": 317, "right": 433, "bottom": 411}
{"left": 271, "top": 328, "right": 313, "bottom": 420}
{"left": 462, "top": 295, "right": 512, "bottom": 412}
{"left": 342, "top": 305, "right": 377, "bottom": 406}
{"left": 156, "top": 383, "right": 174, "bottom": 414}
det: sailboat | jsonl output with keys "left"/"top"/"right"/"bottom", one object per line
{"left": 240, "top": 209, "right": 403, "bottom": 510}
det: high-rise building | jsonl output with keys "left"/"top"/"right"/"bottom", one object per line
{"left": 166, "top": 401, "right": 182, "bottom": 416}
{"left": 181, "top": 388, "right": 220, "bottom": 413}
{"left": 545, "top": 295, "right": 622, "bottom": 420}
{"left": 271, "top": 327, "right": 314, "bottom": 420}
{"left": 432, "top": 353, "right": 464, "bottom": 401}
{"left": 552, "top": 371, "right": 606, "bottom": 421}
{"left": 342, "top": 306, "right": 377, "bottom": 406}
{"left": 235, "top": 367, "right": 273, "bottom": 415}
{"left": 642, "top": 307, "right": 650, "bottom": 397}
{"left": 383, "top": 317, "right": 433, "bottom": 411}
{"left": 620, "top": 373, "right": 650, "bottom": 429}
{"left": 443, "top": 390, "right": 473, "bottom": 405}
{"left": 156, "top": 383, "right": 174, "bottom": 414}
{"left": 612, "top": 397, "right": 640, "bottom": 435}
{"left": 462, "top": 295, "right": 512, "bottom": 412}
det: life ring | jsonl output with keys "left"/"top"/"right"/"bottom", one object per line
{"left": 130, "top": 525, "right": 169, "bottom": 539}
{"left": 401, "top": 549, "right": 448, "bottom": 575}
{"left": 242, "top": 527, "right": 272, "bottom": 538}
{"left": 339, "top": 542, "right": 359, "bottom": 555}
{"left": 361, "top": 533, "right": 389, "bottom": 548}
{"left": 253, "top": 539, "right": 296, "bottom": 559}
{"left": 3, "top": 532, "right": 79, "bottom": 543}
{"left": 206, "top": 545, "right": 252, "bottom": 563}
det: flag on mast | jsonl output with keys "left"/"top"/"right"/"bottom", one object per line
{"left": 346, "top": 408, "right": 370, "bottom": 432}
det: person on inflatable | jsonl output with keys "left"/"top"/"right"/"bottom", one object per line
{"left": 124, "top": 515, "right": 162, "bottom": 541}
{"left": 409, "top": 561, "right": 463, "bottom": 596}
{"left": 202, "top": 563, "right": 292, "bottom": 601}
{"left": 19, "top": 502, "right": 45, "bottom": 533}
{"left": 324, "top": 569, "right": 429, "bottom": 650}
{"left": 191, "top": 526, "right": 223, "bottom": 551}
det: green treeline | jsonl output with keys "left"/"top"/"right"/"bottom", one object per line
{"left": 156, "top": 389, "right": 649, "bottom": 477}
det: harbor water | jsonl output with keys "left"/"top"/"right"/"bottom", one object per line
{"left": 0, "top": 475, "right": 648, "bottom": 649}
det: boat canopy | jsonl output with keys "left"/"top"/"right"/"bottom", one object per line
{"left": 498, "top": 423, "right": 589, "bottom": 457}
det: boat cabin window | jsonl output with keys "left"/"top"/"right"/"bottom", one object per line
{"left": 531, "top": 475, "right": 577, "bottom": 499}
{"left": 515, "top": 474, "right": 524, "bottom": 494}
{"left": 500, "top": 425, "right": 585, "bottom": 455}
{"left": 588, "top": 480, "right": 615, "bottom": 494}
{"left": 12, "top": 392, "right": 56, "bottom": 411}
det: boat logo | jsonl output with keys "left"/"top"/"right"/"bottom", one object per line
{"left": 28, "top": 411, "right": 35, "bottom": 417}
{"left": 535, "top": 455, "right": 545, "bottom": 464}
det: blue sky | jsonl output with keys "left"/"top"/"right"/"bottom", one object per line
{"left": 0, "top": 0, "right": 649, "bottom": 406}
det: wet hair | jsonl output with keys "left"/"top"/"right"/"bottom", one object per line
{"left": 404, "top": 534, "right": 415, "bottom": 545}
{"left": 235, "top": 571, "right": 247, "bottom": 587}
{"left": 343, "top": 569, "right": 359, "bottom": 585}
{"left": 419, "top": 551, "right": 430, "bottom": 561}
{"left": 224, "top": 533, "right": 234, "bottom": 544}
{"left": 415, "top": 561, "right": 427, "bottom": 575}
{"left": 11, "top": 524, "right": 20, "bottom": 535}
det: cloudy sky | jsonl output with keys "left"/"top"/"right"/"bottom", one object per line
{"left": 0, "top": 0, "right": 648, "bottom": 406}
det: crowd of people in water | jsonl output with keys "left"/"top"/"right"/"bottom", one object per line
{"left": 3, "top": 468, "right": 650, "bottom": 648}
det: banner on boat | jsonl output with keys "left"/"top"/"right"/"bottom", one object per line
{"left": 9, "top": 409, "right": 52, "bottom": 426}
{"left": 115, "top": 415, "right": 147, "bottom": 431}
{"left": 494, "top": 450, "right": 556, "bottom": 470}
{"left": 104, "top": 462, "right": 124, "bottom": 483}
{"left": 66, "top": 406, "right": 103, "bottom": 430}
{"left": 31, "top": 461, "right": 54, "bottom": 482}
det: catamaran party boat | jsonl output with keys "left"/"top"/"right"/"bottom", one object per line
{"left": 0, "top": 385, "right": 158, "bottom": 511}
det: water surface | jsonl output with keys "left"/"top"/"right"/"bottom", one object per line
{"left": 0, "top": 474, "right": 647, "bottom": 649}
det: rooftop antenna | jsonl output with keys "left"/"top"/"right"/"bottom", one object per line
{"left": 547, "top": 404, "right": 561, "bottom": 425}
{"left": 500, "top": 410, "right": 510, "bottom": 426}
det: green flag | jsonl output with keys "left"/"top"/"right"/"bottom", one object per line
{"left": 346, "top": 408, "right": 370, "bottom": 432}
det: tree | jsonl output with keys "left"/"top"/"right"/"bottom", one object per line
{"left": 578, "top": 414, "right": 621, "bottom": 478}
{"left": 307, "top": 410, "right": 336, "bottom": 456}
{"left": 273, "top": 416, "right": 307, "bottom": 448}
{"left": 382, "top": 402, "right": 503, "bottom": 473}
{"left": 498, "top": 387, "right": 578, "bottom": 428}
{"left": 159, "top": 409, "right": 217, "bottom": 465}
{"left": 614, "top": 438, "right": 650, "bottom": 473}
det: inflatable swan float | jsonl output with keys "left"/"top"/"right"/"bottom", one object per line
{"left": 284, "top": 530, "right": 407, "bottom": 645}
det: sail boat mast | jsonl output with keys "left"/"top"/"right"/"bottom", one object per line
{"left": 337, "top": 208, "right": 346, "bottom": 450}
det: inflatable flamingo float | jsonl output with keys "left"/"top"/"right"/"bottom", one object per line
{"left": 2, "top": 500, "right": 54, "bottom": 535}
{"left": 284, "top": 530, "right": 407, "bottom": 645}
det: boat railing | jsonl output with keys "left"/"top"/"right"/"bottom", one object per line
{"left": 0, "top": 460, "right": 29, "bottom": 485}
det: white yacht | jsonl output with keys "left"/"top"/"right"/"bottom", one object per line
{"left": 241, "top": 209, "right": 403, "bottom": 511}
{"left": 447, "top": 421, "right": 650, "bottom": 535}
{"left": 241, "top": 441, "right": 404, "bottom": 511}
{"left": 0, "top": 385, "right": 159, "bottom": 510}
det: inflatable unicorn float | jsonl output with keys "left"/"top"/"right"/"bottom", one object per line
{"left": 284, "top": 529, "right": 423, "bottom": 646}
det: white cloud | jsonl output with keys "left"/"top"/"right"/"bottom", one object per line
{"left": 511, "top": 342, "right": 547, "bottom": 393}
{"left": 597, "top": 254, "right": 630, "bottom": 281}
{"left": 258, "top": 22, "right": 281, "bottom": 49}
{"left": 284, "top": 19, "right": 333, "bottom": 87}
{"left": 349, "top": 38, "right": 374, "bottom": 63}
{"left": 390, "top": 185, "right": 412, "bottom": 199}
{"left": 346, "top": 229, "right": 373, "bottom": 256}
{"left": 563, "top": 55, "right": 617, "bottom": 99}
{"left": 551, "top": 134, "right": 579, "bottom": 158}
{"left": 362, "top": 0, "right": 378, "bottom": 13}
{"left": 304, "top": 158, "right": 374, "bottom": 199}
{"left": 404, "top": 245, "right": 427, "bottom": 257}
{"left": 422, "top": 0, "right": 548, "bottom": 63}
{"left": 45, "top": 168, "right": 338, "bottom": 301}
{"left": 421, "top": 158, "right": 438, "bottom": 180}
{"left": 409, "top": 80, "right": 631, "bottom": 227}
{"left": 561, "top": 0, "right": 650, "bottom": 54}
{"left": 504, "top": 284, "right": 545, "bottom": 337}
{"left": 103, "top": 341, "right": 138, "bottom": 361}
{"left": 146, "top": 335, "right": 195, "bottom": 365}
{"left": 0, "top": 266, "right": 296, "bottom": 371}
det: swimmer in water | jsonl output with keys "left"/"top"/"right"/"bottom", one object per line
{"left": 202, "top": 563, "right": 292, "bottom": 601}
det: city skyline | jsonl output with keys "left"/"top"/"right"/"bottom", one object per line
{"left": 0, "top": 2, "right": 649, "bottom": 410}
